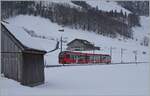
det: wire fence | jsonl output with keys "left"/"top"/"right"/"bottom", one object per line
{"left": 45, "top": 62, "right": 149, "bottom": 68}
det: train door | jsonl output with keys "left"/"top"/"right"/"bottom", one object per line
{"left": 100, "top": 55, "right": 104, "bottom": 63}
{"left": 65, "top": 54, "right": 70, "bottom": 63}
{"left": 85, "top": 55, "right": 90, "bottom": 63}
{"left": 94, "top": 55, "right": 99, "bottom": 63}
{"left": 100, "top": 55, "right": 110, "bottom": 63}
{"left": 75, "top": 55, "right": 79, "bottom": 63}
{"left": 70, "top": 54, "right": 79, "bottom": 64}
{"left": 70, "top": 54, "right": 78, "bottom": 64}
{"left": 105, "top": 55, "right": 111, "bottom": 63}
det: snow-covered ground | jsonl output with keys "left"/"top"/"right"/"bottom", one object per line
{"left": 1, "top": 63, "right": 150, "bottom": 96}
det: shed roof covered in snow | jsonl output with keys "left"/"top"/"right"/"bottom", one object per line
{"left": 1, "top": 21, "right": 57, "bottom": 52}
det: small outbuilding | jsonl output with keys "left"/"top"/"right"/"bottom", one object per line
{"left": 1, "top": 21, "right": 55, "bottom": 86}
{"left": 67, "top": 39, "right": 100, "bottom": 51}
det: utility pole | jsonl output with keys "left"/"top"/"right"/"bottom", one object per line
{"left": 133, "top": 50, "right": 137, "bottom": 64}
{"left": 93, "top": 42, "right": 95, "bottom": 64}
{"left": 93, "top": 49, "right": 95, "bottom": 64}
{"left": 110, "top": 47, "right": 116, "bottom": 61}
{"left": 121, "top": 48, "right": 126, "bottom": 63}
{"left": 58, "top": 28, "right": 64, "bottom": 66}
{"left": 60, "top": 36, "right": 62, "bottom": 52}
{"left": 121, "top": 48, "right": 123, "bottom": 63}
{"left": 58, "top": 29, "right": 64, "bottom": 52}
{"left": 110, "top": 47, "right": 112, "bottom": 57}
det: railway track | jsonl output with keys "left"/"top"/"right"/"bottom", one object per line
{"left": 45, "top": 62, "right": 149, "bottom": 68}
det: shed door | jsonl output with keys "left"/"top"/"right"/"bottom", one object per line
{"left": 22, "top": 53, "right": 44, "bottom": 86}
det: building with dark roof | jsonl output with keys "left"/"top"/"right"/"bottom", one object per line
{"left": 67, "top": 39, "right": 100, "bottom": 51}
{"left": 1, "top": 22, "right": 47, "bottom": 86}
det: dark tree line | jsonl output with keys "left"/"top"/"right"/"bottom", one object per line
{"left": 117, "top": 1, "right": 149, "bottom": 16}
{"left": 1, "top": 1, "right": 142, "bottom": 39}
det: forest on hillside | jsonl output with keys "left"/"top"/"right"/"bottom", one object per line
{"left": 117, "top": 1, "right": 149, "bottom": 16}
{"left": 1, "top": 1, "right": 147, "bottom": 39}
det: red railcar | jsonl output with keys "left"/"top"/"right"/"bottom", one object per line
{"left": 59, "top": 51, "right": 111, "bottom": 64}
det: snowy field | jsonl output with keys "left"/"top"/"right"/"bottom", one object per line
{"left": 0, "top": 63, "right": 150, "bottom": 96}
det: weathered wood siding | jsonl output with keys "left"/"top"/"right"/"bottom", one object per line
{"left": 21, "top": 53, "right": 44, "bottom": 86}
{"left": 1, "top": 24, "right": 45, "bottom": 86}
{"left": 1, "top": 25, "right": 22, "bottom": 81}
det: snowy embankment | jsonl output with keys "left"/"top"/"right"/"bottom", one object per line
{"left": 7, "top": 15, "right": 150, "bottom": 65}
{"left": 40, "top": 0, "right": 81, "bottom": 8}
{"left": 1, "top": 63, "right": 150, "bottom": 96}
{"left": 86, "top": 0, "right": 131, "bottom": 14}
{"left": 133, "top": 16, "right": 150, "bottom": 43}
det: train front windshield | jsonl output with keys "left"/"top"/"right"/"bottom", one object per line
{"left": 66, "top": 54, "right": 70, "bottom": 58}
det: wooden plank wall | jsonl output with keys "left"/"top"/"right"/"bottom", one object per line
{"left": 1, "top": 24, "right": 45, "bottom": 86}
{"left": 1, "top": 25, "right": 22, "bottom": 81}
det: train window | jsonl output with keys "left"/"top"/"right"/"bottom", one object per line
{"left": 95, "top": 56, "right": 100, "bottom": 60}
{"left": 72, "top": 55, "right": 79, "bottom": 60}
{"left": 75, "top": 55, "right": 78, "bottom": 60}
{"left": 81, "top": 55, "right": 86, "bottom": 60}
{"left": 101, "top": 55, "right": 106, "bottom": 60}
{"left": 106, "top": 56, "right": 111, "bottom": 60}
{"left": 75, "top": 55, "right": 78, "bottom": 59}
{"left": 99, "top": 56, "right": 101, "bottom": 60}
{"left": 86, "top": 56, "right": 90, "bottom": 60}
{"left": 79, "top": 56, "right": 82, "bottom": 61}
{"left": 89, "top": 55, "right": 97, "bottom": 61}
{"left": 70, "top": 55, "right": 77, "bottom": 60}
{"left": 70, "top": 55, "right": 73, "bottom": 59}
{"left": 102, "top": 55, "right": 110, "bottom": 60}
{"left": 81, "top": 55, "right": 84, "bottom": 59}
{"left": 89, "top": 56, "right": 94, "bottom": 60}
{"left": 103, "top": 56, "right": 106, "bottom": 59}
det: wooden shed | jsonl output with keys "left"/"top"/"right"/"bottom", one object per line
{"left": 1, "top": 22, "right": 47, "bottom": 86}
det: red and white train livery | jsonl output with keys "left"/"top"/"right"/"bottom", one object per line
{"left": 59, "top": 51, "right": 111, "bottom": 64}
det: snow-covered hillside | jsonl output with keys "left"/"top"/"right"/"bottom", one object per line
{"left": 37, "top": 0, "right": 81, "bottom": 8}
{"left": 37, "top": 0, "right": 130, "bottom": 15}
{"left": 6, "top": 15, "right": 149, "bottom": 65}
{"left": 133, "top": 16, "right": 150, "bottom": 45}
{"left": 41, "top": 0, "right": 131, "bottom": 14}
{"left": 86, "top": 0, "right": 131, "bottom": 14}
